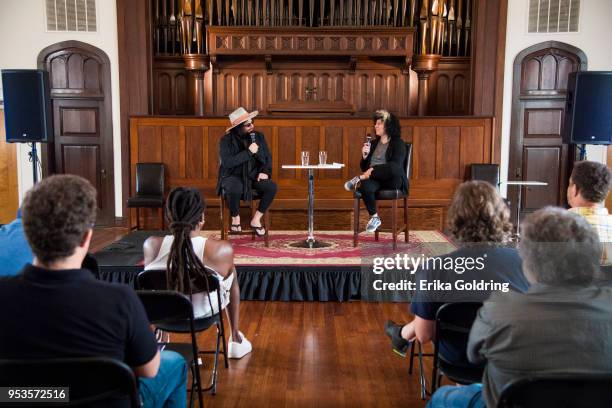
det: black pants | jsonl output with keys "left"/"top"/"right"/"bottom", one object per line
{"left": 222, "top": 176, "right": 277, "bottom": 217}
{"left": 358, "top": 173, "right": 403, "bottom": 216}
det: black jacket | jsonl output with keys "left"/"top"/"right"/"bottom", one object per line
{"left": 360, "top": 136, "right": 408, "bottom": 193}
{"left": 216, "top": 130, "right": 272, "bottom": 200}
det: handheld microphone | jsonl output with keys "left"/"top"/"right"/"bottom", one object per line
{"left": 250, "top": 132, "right": 256, "bottom": 144}
{"left": 366, "top": 133, "right": 372, "bottom": 147}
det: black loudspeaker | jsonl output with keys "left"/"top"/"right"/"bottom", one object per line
{"left": 1, "top": 69, "right": 53, "bottom": 143}
{"left": 563, "top": 71, "right": 612, "bottom": 145}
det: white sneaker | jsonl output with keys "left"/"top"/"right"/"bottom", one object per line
{"left": 344, "top": 176, "right": 361, "bottom": 191}
{"left": 365, "top": 216, "right": 382, "bottom": 233}
{"left": 228, "top": 331, "right": 252, "bottom": 359}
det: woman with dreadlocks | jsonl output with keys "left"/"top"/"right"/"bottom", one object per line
{"left": 143, "top": 187, "right": 252, "bottom": 359}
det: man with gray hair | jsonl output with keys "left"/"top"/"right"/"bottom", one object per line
{"left": 426, "top": 207, "right": 612, "bottom": 408}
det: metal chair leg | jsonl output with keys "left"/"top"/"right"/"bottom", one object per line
{"left": 404, "top": 196, "right": 409, "bottom": 242}
{"left": 250, "top": 199, "right": 256, "bottom": 242}
{"left": 392, "top": 199, "right": 398, "bottom": 249}
{"left": 264, "top": 209, "right": 270, "bottom": 247}
{"left": 408, "top": 339, "right": 417, "bottom": 374}
{"left": 220, "top": 195, "right": 228, "bottom": 241}
{"left": 353, "top": 197, "right": 360, "bottom": 247}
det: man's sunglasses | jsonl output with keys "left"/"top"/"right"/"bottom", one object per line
{"left": 242, "top": 120, "right": 254, "bottom": 127}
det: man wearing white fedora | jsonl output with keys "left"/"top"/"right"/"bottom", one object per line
{"left": 216, "top": 107, "right": 277, "bottom": 235}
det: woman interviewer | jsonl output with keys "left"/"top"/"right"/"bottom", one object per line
{"left": 344, "top": 110, "right": 408, "bottom": 232}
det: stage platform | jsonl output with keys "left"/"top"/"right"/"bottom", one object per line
{"left": 94, "top": 230, "right": 454, "bottom": 301}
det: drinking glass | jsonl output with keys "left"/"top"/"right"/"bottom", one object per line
{"left": 319, "top": 151, "right": 328, "bottom": 165}
{"left": 301, "top": 151, "right": 310, "bottom": 166}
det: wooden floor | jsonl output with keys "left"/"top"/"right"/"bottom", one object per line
{"left": 91, "top": 228, "right": 433, "bottom": 407}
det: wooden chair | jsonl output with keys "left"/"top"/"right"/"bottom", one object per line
{"left": 353, "top": 142, "right": 412, "bottom": 249}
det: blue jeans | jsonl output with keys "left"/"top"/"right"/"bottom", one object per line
{"left": 426, "top": 384, "right": 485, "bottom": 408}
{"left": 139, "top": 350, "right": 188, "bottom": 408}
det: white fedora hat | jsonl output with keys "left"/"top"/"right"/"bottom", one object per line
{"left": 226, "top": 107, "right": 259, "bottom": 133}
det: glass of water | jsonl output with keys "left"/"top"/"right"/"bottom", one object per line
{"left": 319, "top": 151, "right": 327, "bottom": 165}
{"left": 301, "top": 151, "right": 309, "bottom": 166}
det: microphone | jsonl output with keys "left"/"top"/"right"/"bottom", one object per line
{"left": 366, "top": 133, "right": 372, "bottom": 147}
{"left": 250, "top": 132, "right": 256, "bottom": 144}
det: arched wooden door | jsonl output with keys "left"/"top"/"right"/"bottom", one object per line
{"left": 38, "top": 41, "right": 115, "bottom": 226}
{"left": 508, "top": 41, "right": 587, "bottom": 223}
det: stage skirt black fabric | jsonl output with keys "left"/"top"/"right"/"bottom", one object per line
{"left": 237, "top": 266, "right": 361, "bottom": 301}
{"left": 98, "top": 265, "right": 362, "bottom": 301}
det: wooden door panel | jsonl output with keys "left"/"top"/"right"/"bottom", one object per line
{"left": 39, "top": 42, "right": 115, "bottom": 225}
{"left": 60, "top": 107, "right": 99, "bottom": 136}
{"left": 522, "top": 147, "right": 561, "bottom": 211}
{"left": 62, "top": 145, "right": 100, "bottom": 200}
{"left": 509, "top": 42, "right": 587, "bottom": 225}
{"left": 525, "top": 109, "right": 563, "bottom": 137}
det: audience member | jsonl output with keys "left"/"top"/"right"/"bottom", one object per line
{"left": 0, "top": 175, "right": 187, "bottom": 408}
{"left": 567, "top": 160, "right": 612, "bottom": 264}
{"left": 0, "top": 208, "right": 33, "bottom": 276}
{"left": 144, "top": 186, "right": 252, "bottom": 359}
{"left": 428, "top": 207, "right": 612, "bottom": 408}
{"left": 385, "top": 181, "right": 529, "bottom": 361}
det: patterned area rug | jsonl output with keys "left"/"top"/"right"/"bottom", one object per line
{"left": 199, "top": 230, "right": 455, "bottom": 266}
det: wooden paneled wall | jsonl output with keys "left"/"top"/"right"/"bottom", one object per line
{"left": 130, "top": 115, "right": 492, "bottom": 230}
{"left": 152, "top": 54, "right": 471, "bottom": 118}
{"left": 0, "top": 110, "right": 19, "bottom": 224}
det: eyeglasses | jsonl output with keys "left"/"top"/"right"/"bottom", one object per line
{"left": 242, "top": 120, "right": 254, "bottom": 128}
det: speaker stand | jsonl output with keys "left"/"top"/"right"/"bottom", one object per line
{"left": 577, "top": 144, "right": 587, "bottom": 161}
{"left": 28, "top": 143, "right": 39, "bottom": 184}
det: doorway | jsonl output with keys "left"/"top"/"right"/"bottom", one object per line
{"left": 508, "top": 41, "right": 587, "bottom": 222}
{"left": 37, "top": 41, "right": 115, "bottom": 226}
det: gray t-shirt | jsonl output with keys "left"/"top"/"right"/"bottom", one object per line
{"left": 468, "top": 283, "right": 612, "bottom": 407}
{"left": 369, "top": 141, "right": 389, "bottom": 166}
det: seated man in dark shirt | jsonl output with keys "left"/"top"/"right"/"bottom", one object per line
{"left": 385, "top": 181, "right": 530, "bottom": 362}
{"left": 0, "top": 175, "right": 187, "bottom": 408}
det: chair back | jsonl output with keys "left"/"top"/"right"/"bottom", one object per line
{"left": 82, "top": 253, "right": 100, "bottom": 278}
{"left": 404, "top": 143, "right": 413, "bottom": 180}
{"left": 137, "top": 268, "right": 221, "bottom": 293}
{"left": 498, "top": 375, "right": 612, "bottom": 408}
{"left": 136, "top": 289, "right": 195, "bottom": 324}
{"left": 469, "top": 164, "right": 500, "bottom": 188}
{"left": 0, "top": 357, "right": 139, "bottom": 407}
{"left": 435, "top": 302, "right": 483, "bottom": 367}
{"left": 135, "top": 163, "right": 164, "bottom": 197}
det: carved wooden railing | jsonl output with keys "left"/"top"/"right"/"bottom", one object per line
{"left": 152, "top": 0, "right": 471, "bottom": 57}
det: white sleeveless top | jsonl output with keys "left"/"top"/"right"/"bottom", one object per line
{"left": 144, "top": 236, "right": 232, "bottom": 318}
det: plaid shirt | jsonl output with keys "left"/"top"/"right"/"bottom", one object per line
{"left": 569, "top": 206, "right": 612, "bottom": 264}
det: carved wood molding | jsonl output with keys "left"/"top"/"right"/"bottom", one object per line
{"left": 207, "top": 27, "right": 415, "bottom": 57}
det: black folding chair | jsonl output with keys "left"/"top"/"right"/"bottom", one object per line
{"left": 353, "top": 142, "right": 413, "bottom": 249}
{"left": 137, "top": 268, "right": 228, "bottom": 406}
{"left": 409, "top": 302, "right": 484, "bottom": 399}
{"left": 469, "top": 163, "right": 500, "bottom": 188}
{"left": 498, "top": 374, "right": 612, "bottom": 408}
{"left": 127, "top": 163, "right": 165, "bottom": 230}
{"left": 0, "top": 357, "right": 140, "bottom": 407}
